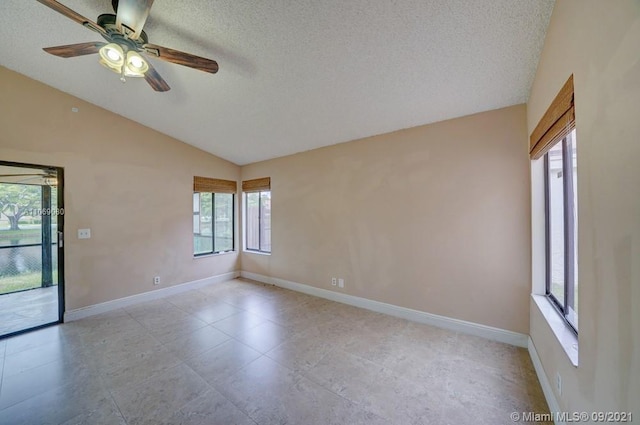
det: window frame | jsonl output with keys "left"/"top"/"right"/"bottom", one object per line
{"left": 193, "top": 191, "right": 235, "bottom": 256}
{"left": 244, "top": 190, "right": 271, "bottom": 254}
{"left": 544, "top": 132, "right": 577, "bottom": 334}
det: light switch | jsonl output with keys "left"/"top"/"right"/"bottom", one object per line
{"left": 78, "top": 228, "right": 91, "bottom": 239}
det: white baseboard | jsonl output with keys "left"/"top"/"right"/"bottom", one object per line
{"left": 64, "top": 271, "right": 240, "bottom": 321}
{"left": 239, "top": 271, "right": 528, "bottom": 347}
{"left": 528, "top": 337, "right": 564, "bottom": 424}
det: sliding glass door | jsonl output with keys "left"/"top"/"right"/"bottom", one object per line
{"left": 0, "top": 161, "right": 64, "bottom": 338}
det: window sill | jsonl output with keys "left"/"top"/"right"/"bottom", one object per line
{"left": 243, "top": 250, "right": 271, "bottom": 256}
{"left": 532, "top": 294, "right": 579, "bottom": 366}
{"left": 193, "top": 250, "right": 236, "bottom": 259}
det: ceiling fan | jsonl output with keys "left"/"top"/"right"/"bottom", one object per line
{"left": 36, "top": 0, "right": 219, "bottom": 92}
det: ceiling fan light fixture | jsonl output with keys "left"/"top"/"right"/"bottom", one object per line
{"left": 97, "top": 44, "right": 148, "bottom": 78}
{"left": 106, "top": 48, "right": 120, "bottom": 61}
{"left": 124, "top": 50, "right": 149, "bottom": 77}
{"left": 99, "top": 43, "right": 124, "bottom": 67}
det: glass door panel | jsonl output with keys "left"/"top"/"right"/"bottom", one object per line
{"left": 0, "top": 162, "right": 64, "bottom": 338}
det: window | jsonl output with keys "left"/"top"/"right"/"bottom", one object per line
{"left": 529, "top": 75, "right": 578, "bottom": 332}
{"left": 243, "top": 177, "right": 271, "bottom": 253}
{"left": 193, "top": 177, "right": 236, "bottom": 256}
{"left": 545, "top": 129, "right": 578, "bottom": 331}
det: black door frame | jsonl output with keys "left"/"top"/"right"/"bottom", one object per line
{"left": 0, "top": 160, "right": 65, "bottom": 339}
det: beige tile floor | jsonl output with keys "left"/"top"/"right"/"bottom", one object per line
{"left": 0, "top": 278, "right": 550, "bottom": 424}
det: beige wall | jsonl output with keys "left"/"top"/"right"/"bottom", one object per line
{"left": 242, "top": 104, "right": 532, "bottom": 334}
{"left": 0, "top": 67, "right": 240, "bottom": 311}
{"left": 527, "top": 0, "right": 640, "bottom": 414}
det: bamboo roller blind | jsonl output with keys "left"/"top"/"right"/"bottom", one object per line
{"left": 242, "top": 177, "right": 271, "bottom": 192}
{"left": 529, "top": 75, "right": 575, "bottom": 160}
{"left": 193, "top": 176, "right": 237, "bottom": 193}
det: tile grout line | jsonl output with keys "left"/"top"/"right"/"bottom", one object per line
{"left": 102, "top": 371, "right": 133, "bottom": 425}
{"left": 272, "top": 346, "right": 394, "bottom": 424}
{"left": 205, "top": 353, "right": 269, "bottom": 424}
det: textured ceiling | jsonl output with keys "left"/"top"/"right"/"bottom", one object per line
{"left": 0, "top": 0, "right": 554, "bottom": 165}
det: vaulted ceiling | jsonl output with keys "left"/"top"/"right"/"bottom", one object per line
{"left": 0, "top": 0, "right": 554, "bottom": 165}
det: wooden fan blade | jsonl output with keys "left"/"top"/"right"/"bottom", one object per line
{"left": 43, "top": 42, "right": 106, "bottom": 58}
{"left": 143, "top": 44, "right": 218, "bottom": 74}
{"left": 144, "top": 60, "right": 170, "bottom": 92}
{"left": 115, "top": 0, "right": 154, "bottom": 40}
{"left": 36, "top": 0, "right": 106, "bottom": 35}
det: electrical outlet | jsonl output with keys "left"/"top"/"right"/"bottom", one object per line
{"left": 153, "top": 276, "right": 160, "bottom": 285}
{"left": 77, "top": 228, "right": 91, "bottom": 239}
{"left": 338, "top": 278, "right": 344, "bottom": 288}
{"left": 556, "top": 372, "right": 562, "bottom": 396}
{"left": 331, "top": 277, "right": 337, "bottom": 286}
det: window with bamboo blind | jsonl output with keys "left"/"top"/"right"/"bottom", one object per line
{"left": 529, "top": 75, "right": 575, "bottom": 159}
{"left": 193, "top": 177, "right": 236, "bottom": 256}
{"left": 242, "top": 177, "right": 270, "bottom": 193}
{"left": 193, "top": 176, "right": 237, "bottom": 194}
{"left": 532, "top": 76, "right": 579, "bottom": 333}
{"left": 242, "top": 177, "right": 271, "bottom": 253}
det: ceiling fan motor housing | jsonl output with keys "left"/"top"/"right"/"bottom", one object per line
{"left": 96, "top": 13, "right": 149, "bottom": 50}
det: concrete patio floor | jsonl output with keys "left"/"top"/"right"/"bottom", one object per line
{"left": 0, "top": 286, "right": 59, "bottom": 337}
